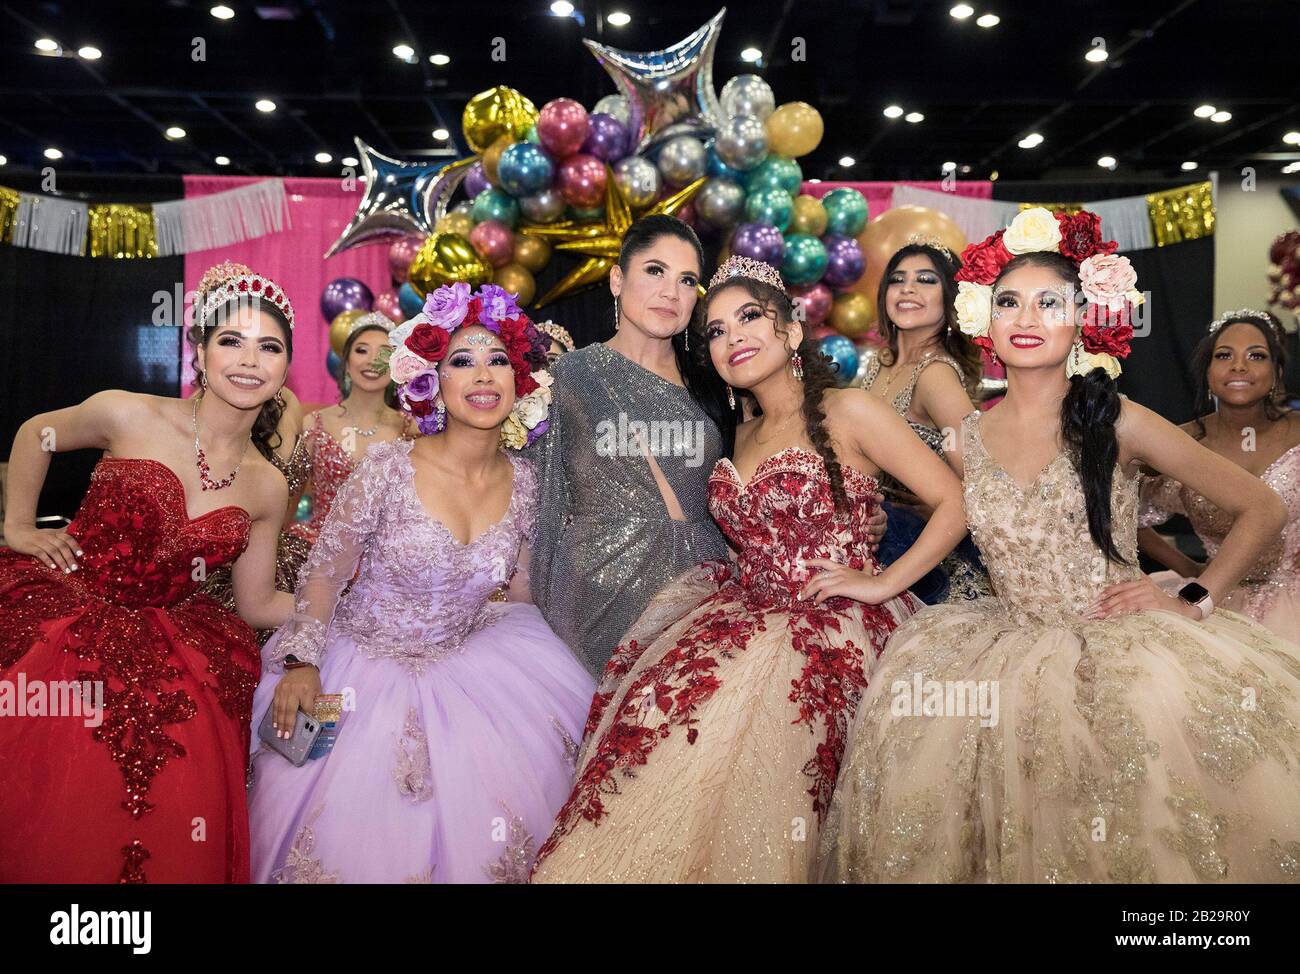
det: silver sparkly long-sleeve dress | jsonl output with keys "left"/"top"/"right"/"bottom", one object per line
{"left": 529, "top": 344, "right": 729, "bottom": 677}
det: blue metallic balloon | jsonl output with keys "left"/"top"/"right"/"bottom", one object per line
{"left": 398, "top": 282, "right": 424, "bottom": 319}
{"left": 818, "top": 335, "right": 860, "bottom": 386}
{"left": 705, "top": 143, "right": 744, "bottom": 183}
{"left": 325, "top": 348, "right": 344, "bottom": 381}
{"left": 471, "top": 187, "right": 521, "bottom": 228}
{"left": 497, "top": 142, "right": 555, "bottom": 197}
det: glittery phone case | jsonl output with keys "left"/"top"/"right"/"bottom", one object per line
{"left": 257, "top": 705, "right": 322, "bottom": 767}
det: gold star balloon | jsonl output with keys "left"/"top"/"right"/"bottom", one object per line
{"left": 522, "top": 169, "right": 706, "bottom": 308}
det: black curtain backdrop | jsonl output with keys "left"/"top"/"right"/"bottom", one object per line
{"left": 994, "top": 180, "right": 1216, "bottom": 423}
{"left": 1, "top": 173, "right": 184, "bottom": 519}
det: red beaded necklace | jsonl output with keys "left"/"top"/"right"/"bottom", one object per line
{"left": 192, "top": 395, "right": 250, "bottom": 491}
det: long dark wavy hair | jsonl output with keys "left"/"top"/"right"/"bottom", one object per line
{"left": 1189, "top": 312, "right": 1291, "bottom": 439}
{"left": 696, "top": 275, "right": 850, "bottom": 512}
{"left": 994, "top": 251, "right": 1127, "bottom": 565}
{"left": 875, "top": 243, "right": 983, "bottom": 389}
{"left": 616, "top": 213, "right": 737, "bottom": 454}
{"left": 337, "top": 323, "right": 400, "bottom": 410}
{"left": 188, "top": 296, "right": 294, "bottom": 464}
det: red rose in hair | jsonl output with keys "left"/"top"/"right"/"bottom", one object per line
{"left": 404, "top": 396, "right": 434, "bottom": 418}
{"left": 462, "top": 296, "right": 484, "bottom": 327}
{"left": 954, "top": 231, "right": 1012, "bottom": 285}
{"left": 405, "top": 323, "right": 450, "bottom": 362}
{"left": 515, "top": 367, "right": 539, "bottom": 397}
{"left": 970, "top": 334, "right": 995, "bottom": 355}
{"left": 1055, "top": 211, "right": 1118, "bottom": 263}
{"left": 1081, "top": 304, "right": 1134, "bottom": 357}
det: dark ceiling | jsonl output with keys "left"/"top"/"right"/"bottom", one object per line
{"left": 1, "top": 0, "right": 1298, "bottom": 184}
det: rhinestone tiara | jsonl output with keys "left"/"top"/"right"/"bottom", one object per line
{"left": 348, "top": 311, "right": 394, "bottom": 336}
{"left": 195, "top": 261, "right": 295, "bottom": 330}
{"left": 536, "top": 320, "right": 575, "bottom": 352}
{"left": 1208, "top": 307, "right": 1279, "bottom": 336}
{"left": 708, "top": 255, "right": 786, "bottom": 295}
{"left": 906, "top": 233, "right": 955, "bottom": 264}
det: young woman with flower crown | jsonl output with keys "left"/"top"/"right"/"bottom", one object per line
{"left": 530, "top": 256, "right": 966, "bottom": 884}
{"left": 817, "top": 208, "right": 1300, "bottom": 884}
{"left": 0, "top": 261, "right": 298, "bottom": 882}
{"left": 246, "top": 283, "right": 593, "bottom": 884}
{"left": 1138, "top": 309, "right": 1300, "bottom": 642}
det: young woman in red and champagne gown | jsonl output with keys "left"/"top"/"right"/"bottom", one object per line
{"left": 1139, "top": 310, "right": 1299, "bottom": 643}
{"left": 818, "top": 215, "right": 1300, "bottom": 883}
{"left": 531, "top": 257, "right": 966, "bottom": 883}
{"left": 0, "top": 262, "right": 296, "bottom": 882}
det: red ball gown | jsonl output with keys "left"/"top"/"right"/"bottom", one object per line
{"left": 0, "top": 457, "right": 259, "bottom": 883}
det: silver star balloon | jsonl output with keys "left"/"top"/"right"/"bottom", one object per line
{"left": 583, "top": 8, "right": 726, "bottom": 155}
{"left": 324, "top": 138, "right": 475, "bottom": 258}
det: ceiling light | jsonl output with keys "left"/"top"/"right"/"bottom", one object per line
{"left": 1085, "top": 45, "right": 1107, "bottom": 63}
{"left": 1180, "top": 161, "right": 1198, "bottom": 171}
{"left": 255, "top": 99, "right": 276, "bottom": 113}
{"left": 989, "top": 170, "right": 999, "bottom": 181}
{"left": 550, "top": 1, "right": 575, "bottom": 15}
{"left": 740, "top": 47, "right": 762, "bottom": 62}
{"left": 1282, "top": 162, "right": 1300, "bottom": 175}
{"left": 214, "top": 155, "right": 230, "bottom": 166}
{"left": 78, "top": 46, "right": 102, "bottom": 60}
{"left": 960, "top": 164, "right": 971, "bottom": 173}
{"left": 1017, "top": 132, "right": 1044, "bottom": 149}
{"left": 1210, "top": 110, "right": 1232, "bottom": 123}
{"left": 44, "top": 147, "right": 63, "bottom": 160}
{"left": 976, "top": 13, "right": 1000, "bottom": 28}
{"left": 949, "top": 4, "right": 974, "bottom": 18}
{"left": 429, "top": 53, "right": 450, "bottom": 65}
{"left": 165, "top": 126, "right": 186, "bottom": 139}
{"left": 341, "top": 156, "right": 358, "bottom": 166}
{"left": 433, "top": 128, "right": 450, "bottom": 140}
{"left": 807, "top": 178, "right": 822, "bottom": 183}
{"left": 904, "top": 111, "right": 924, "bottom": 123}
{"left": 1193, "top": 104, "right": 1216, "bottom": 118}
{"left": 34, "top": 38, "right": 59, "bottom": 52}
{"left": 839, "top": 156, "right": 856, "bottom": 167}
{"left": 315, "top": 152, "right": 333, "bottom": 164}
{"left": 608, "top": 11, "right": 630, "bottom": 26}
{"left": 0, "top": 155, "right": 7, "bottom": 166}
{"left": 883, "top": 105, "right": 904, "bottom": 119}
{"left": 393, "top": 44, "right": 414, "bottom": 59}
{"left": 941, "top": 161, "right": 957, "bottom": 171}
{"left": 1097, "top": 155, "right": 1117, "bottom": 169}
{"left": 210, "top": 5, "right": 235, "bottom": 19}
{"left": 1282, "top": 131, "right": 1300, "bottom": 145}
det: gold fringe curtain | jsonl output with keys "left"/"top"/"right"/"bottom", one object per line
{"left": 1018, "top": 201, "right": 1085, "bottom": 216}
{"left": 87, "top": 203, "right": 158, "bottom": 258}
{"left": 1146, "top": 181, "right": 1215, "bottom": 248}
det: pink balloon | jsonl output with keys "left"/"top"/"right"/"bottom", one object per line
{"left": 676, "top": 200, "right": 697, "bottom": 228}
{"left": 469, "top": 219, "right": 515, "bottom": 268}
{"left": 811, "top": 324, "right": 837, "bottom": 341}
{"left": 387, "top": 235, "right": 425, "bottom": 285}
{"left": 556, "top": 154, "right": 607, "bottom": 209}
{"left": 537, "top": 98, "right": 590, "bottom": 159}
{"left": 789, "top": 282, "right": 833, "bottom": 326}
{"left": 374, "top": 289, "right": 403, "bottom": 322}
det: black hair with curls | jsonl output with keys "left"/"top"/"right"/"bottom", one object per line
{"left": 994, "top": 250, "right": 1127, "bottom": 565}
{"left": 188, "top": 295, "right": 294, "bottom": 464}
{"left": 698, "top": 274, "right": 851, "bottom": 512}
{"left": 616, "top": 214, "right": 736, "bottom": 453}
{"left": 876, "top": 243, "right": 983, "bottom": 390}
{"left": 1189, "top": 312, "right": 1291, "bottom": 438}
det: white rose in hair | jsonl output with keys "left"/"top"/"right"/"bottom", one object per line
{"left": 515, "top": 389, "right": 550, "bottom": 428}
{"left": 1079, "top": 254, "right": 1139, "bottom": 311}
{"left": 954, "top": 281, "right": 993, "bottom": 337}
{"left": 1003, "top": 207, "right": 1062, "bottom": 255}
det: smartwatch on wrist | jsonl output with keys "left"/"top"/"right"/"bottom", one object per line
{"left": 1176, "top": 581, "right": 1213, "bottom": 620}
{"left": 282, "top": 654, "right": 315, "bottom": 671}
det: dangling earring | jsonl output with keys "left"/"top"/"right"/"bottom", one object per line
{"left": 791, "top": 351, "right": 804, "bottom": 382}
{"left": 200, "top": 369, "right": 208, "bottom": 391}
{"left": 683, "top": 327, "right": 690, "bottom": 351}
{"left": 341, "top": 374, "right": 352, "bottom": 399}
{"left": 274, "top": 388, "right": 286, "bottom": 408}
{"left": 613, "top": 296, "right": 621, "bottom": 332}
{"left": 435, "top": 400, "right": 447, "bottom": 432}
{"left": 727, "top": 385, "right": 736, "bottom": 410}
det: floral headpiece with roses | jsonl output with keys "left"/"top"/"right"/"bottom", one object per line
{"left": 952, "top": 207, "right": 1143, "bottom": 379}
{"left": 381, "top": 282, "right": 552, "bottom": 449}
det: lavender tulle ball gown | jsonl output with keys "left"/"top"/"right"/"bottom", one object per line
{"left": 247, "top": 440, "right": 594, "bottom": 883}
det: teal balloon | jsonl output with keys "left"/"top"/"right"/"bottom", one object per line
{"left": 821, "top": 187, "right": 869, "bottom": 236}
{"left": 818, "top": 335, "right": 860, "bottom": 386}
{"left": 744, "top": 187, "right": 793, "bottom": 232}
{"left": 781, "top": 233, "right": 828, "bottom": 286}
{"left": 294, "top": 495, "right": 313, "bottom": 523}
{"left": 745, "top": 155, "right": 802, "bottom": 195}
{"left": 398, "top": 282, "right": 424, "bottom": 318}
{"left": 470, "top": 187, "right": 520, "bottom": 228}
{"left": 325, "top": 349, "right": 343, "bottom": 381}
{"left": 497, "top": 142, "right": 554, "bottom": 196}
{"left": 524, "top": 124, "right": 541, "bottom": 145}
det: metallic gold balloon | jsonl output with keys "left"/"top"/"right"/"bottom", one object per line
{"left": 513, "top": 235, "right": 552, "bottom": 273}
{"left": 408, "top": 232, "right": 493, "bottom": 296}
{"left": 329, "top": 308, "right": 368, "bottom": 356}
{"left": 766, "top": 101, "right": 824, "bottom": 158}
{"left": 462, "top": 86, "right": 539, "bottom": 155}
{"left": 829, "top": 292, "right": 875, "bottom": 339}
{"left": 482, "top": 135, "right": 514, "bottom": 187}
{"left": 852, "top": 204, "right": 967, "bottom": 308}
{"left": 493, "top": 262, "right": 537, "bottom": 307}
{"left": 788, "top": 194, "right": 828, "bottom": 237}
{"left": 436, "top": 211, "right": 474, "bottom": 237}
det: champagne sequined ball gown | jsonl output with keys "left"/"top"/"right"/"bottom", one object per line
{"left": 531, "top": 447, "right": 920, "bottom": 883}
{"left": 0, "top": 457, "right": 260, "bottom": 883}
{"left": 248, "top": 441, "right": 594, "bottom": 883}
{"left": 818, "top": 412, "right": 1300, "bottom": 884}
